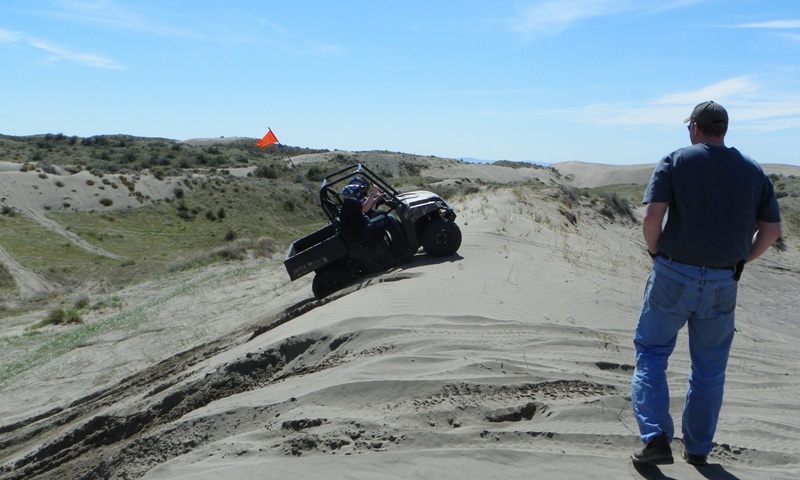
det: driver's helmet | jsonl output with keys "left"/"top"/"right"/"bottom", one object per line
{"left": 341, "top": 182, "right": 366, "bottom": 202}
{"left": 347, "top": 176, "right": 367, "bottom": 188}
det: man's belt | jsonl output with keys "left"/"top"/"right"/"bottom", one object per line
{"left": 657, "top": 253, "right": 736, "bottom": 271}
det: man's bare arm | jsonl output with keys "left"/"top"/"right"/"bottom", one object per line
{"left": 747, "top": 221, "right": 782, "bottom": 262}
{"left": 642, "top": 202, "right": 669, "bottom": 255}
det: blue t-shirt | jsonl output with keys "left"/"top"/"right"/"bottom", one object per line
{"left": 643, "top": 144, "right": 781, "bottom": 268}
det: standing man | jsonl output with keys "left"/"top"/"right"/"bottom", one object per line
{"left": 630, "top": 101, "right": 782, "bottom": 466}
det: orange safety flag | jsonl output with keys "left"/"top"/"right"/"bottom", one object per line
{"left": 256, "top": 129, "right": 279, "bottom": 148}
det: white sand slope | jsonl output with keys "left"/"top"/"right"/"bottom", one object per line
{"left": 1, "top": 182, "right": 798, "bottom": 479}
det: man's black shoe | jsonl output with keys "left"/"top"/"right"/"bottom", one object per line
{"left": 683, "top": 451, "right": 708, "bottom": 466}
{"left": 632, "top": 434, "right": 674, "bottom": 465}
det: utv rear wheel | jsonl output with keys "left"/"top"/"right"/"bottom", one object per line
{"left": 312, "top": 266, "right": 352, "bottom": 299}
{"left": 422, "top": 218, "right": 462, "bottom": 257}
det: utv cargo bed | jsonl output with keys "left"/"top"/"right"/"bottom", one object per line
{"left": 283, "top": 223, "right": 348, "bottom": 281}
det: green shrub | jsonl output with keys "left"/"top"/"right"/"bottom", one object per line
{"left": 73, "top": 294, "right": 90, "bottom": 309}
{"left": 306, "top": 165, "right": 328, "bottom": 181}
{"left": 176, "top": 199, "right": 195, "bottom": 220}
{"left": 253, "top": 164, "right": 279, "bottom": 179}
{"left": 599, "top": 192, "right": 637, "bottom": 223}
{"left": 45, "top": 307, "right": 83, "bottom": 325}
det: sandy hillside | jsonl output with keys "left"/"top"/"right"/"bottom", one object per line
{"left": 292, "top": 151, "right": 563, "bottom": 186}
{"left": 552, "top": 161, "right": 800, "bottom": 189}
{"left": 1, "top": 159, "right": 799, "bottom": 480}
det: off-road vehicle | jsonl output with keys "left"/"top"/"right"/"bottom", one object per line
{"left": 284, "top": 163, "right": 461, "bottom": 298}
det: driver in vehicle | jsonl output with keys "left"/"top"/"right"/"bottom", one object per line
{"left": 338, "top": 177, "right": 408, "bottom": 257}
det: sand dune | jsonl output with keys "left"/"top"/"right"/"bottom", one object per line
{"left": 1, "top": 163, "right": 799, "bottom": 479}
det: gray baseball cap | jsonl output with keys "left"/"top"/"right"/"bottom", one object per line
{"left": 684, "top": 101, "right": 728, "bottom": 126}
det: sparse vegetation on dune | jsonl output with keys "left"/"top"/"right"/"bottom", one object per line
{"left": 0, "top": 136, "right": 476, "bottom": 314}
{"left": 0, "top": 133, "right": 325, "bottom": 174}
{"left": 770, "top": 173, "right": 800, "bottom": 245}
{"left": 1, "top": 134, "right": 798, "bottom": 318}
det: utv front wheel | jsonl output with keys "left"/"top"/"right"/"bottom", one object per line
{"left": 422, "top": 218, "right": 462, "bottom": 257}
{"left": 312, "top": 266, "right": 352, "bottom": 299}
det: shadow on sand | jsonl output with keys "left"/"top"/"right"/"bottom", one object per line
{"left": 633, "top": 461, "right": 742, "bottom": 480}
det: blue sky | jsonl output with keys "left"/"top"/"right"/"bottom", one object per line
{"left": 2, "top": 1, "right": 800, "bottom": 166}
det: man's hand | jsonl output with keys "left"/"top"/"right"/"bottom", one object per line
{"left": 362, "top": 185, "right": 384, "bottom": 213}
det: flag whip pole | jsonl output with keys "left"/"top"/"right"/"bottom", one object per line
{"left": 279, "top": 144, "right": 320, "bottom": 208}
{"left": 258, "top": 128, "right": 320, "bottom": 208}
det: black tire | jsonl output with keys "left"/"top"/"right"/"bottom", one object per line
{"left": 422, "top": 218, "right": 462, "bottom": 257}
{"left": 312, "top": 266, "right": 352, "bottom": 299}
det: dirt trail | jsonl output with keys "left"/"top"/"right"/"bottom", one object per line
{"left": 0, "top": 208, "right": 127, "bottom": 298}
{"left": 22, "top": 208, "right": 128, "bottom": 261}
{"left": 0, "top": 246, "right": 55, "bottom": 297}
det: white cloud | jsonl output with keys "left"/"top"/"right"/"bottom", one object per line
{"left": 0, "top": 27, "right": 124, "bottom": 70}
{"left": 28, "top": 38, "right": 124, "bottom": 70}
{"left": 44, "top": 1, "right": 340, "bottom": 55}
{"left": 735, "top": 20, "right": 800, "bottom": 29}
{"left": 732, "top": 19, "right": 800, "bottom": 45}
{"left": 511, "top": 0, "right": 704, "bottom": 38}
{"left": 40, "top": 0, "right": 206, "bottom": 40}
{"left": 576, "top": 103, "right": 683, "bottom": 127}
{"left": 0, "top": 27, "right": 23, "bottom": 43}
{"left": 653, "top": 77, "right": 759, "bottom": 105}
{"left": 512, "top": 0, "right": 626, "bottom": 37}
{"left": 579, "top": 78, "right": 800, "bottom": 131}
{"left": 745, "top": 116, "right": 800, "bottom": 132}
{"left": 728, "top": 98, "right": 800, "bottom": 123}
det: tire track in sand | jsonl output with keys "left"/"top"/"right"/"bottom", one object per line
{"left": 0, "top": 245, "right": 55, "bottom": 297}
{"left": 23, "top": 208, "right": 128, "bottom": 261}
{"left": 0, "top": 209, "right": 127, "bottom": 298}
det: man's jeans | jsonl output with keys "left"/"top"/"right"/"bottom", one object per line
{"left": 631, "top": 256, "right": 737, "bottom": 456}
